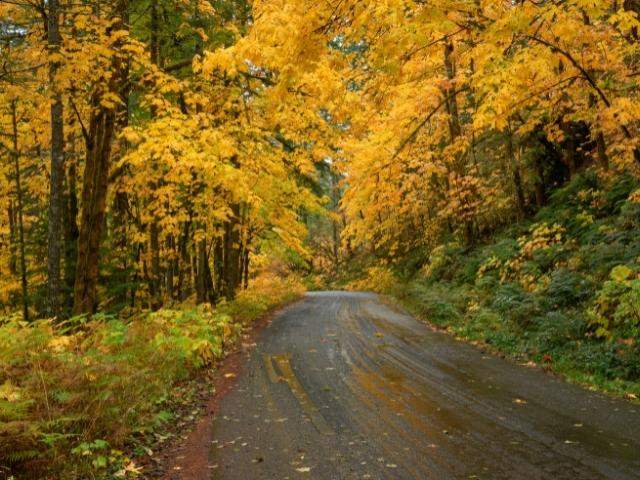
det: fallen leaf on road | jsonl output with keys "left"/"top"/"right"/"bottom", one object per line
{"left": 224, "top": 373, "right": 236, "bottom": 379}
{"left": 513, "top": 398, "right": 527, "bottom": 405}
{"left": 295, "top": 467, "right": 311, "bottom": 473}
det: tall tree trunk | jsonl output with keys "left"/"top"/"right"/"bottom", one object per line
{"left": 177, "top": 220, "right": 191, "bottom": 301}
{"left": 222, "top": 205, "right": 241, "bottom": 299}
{"left": 73, "top": 95, "right": 117, "bottom": 315}
{"left": 443, "top": 41, "right": 474, "bottom": 245}
{"left": 149, "top": 221, "right": 162, "bottom": 309}
{"left": 73, "top": 0, "right": 128, "bottom": 316}
{"left": 8, "top": 201, "right": 17, "bottom": 275}
{"left": 213, "top": 237, "right": 224, "bottom": 295}
{"left": 111, "top": 4, "right": 133, "bottom": 309}
{"left": 533, "top": 155, "right": 547, "bottom": 207}
{"left": 596, "top": 132, "right": 609, "bottom": 170}
{"left": 195, "top": 235, "right": 216, "bottom": 304}
{"left": 166, "top": 234, "right": 176, "bottom": 301}
{"left": 443, "top": 41, "right": 461, "bottom": 142}
{"left": 195, "top": 237, "right": 206, "bottom": 304}
{"left": 507, "top": 127, "right": 526, "bottom": 218}
{"left": 147, "top": 0, "right": 163, "bottom": 309}
{"left": 150, "top": 0, "right": 160, "bottom": 66}
{"left": 47, "top": 0, "right": 65, "bottom": 318}
{"left": 205, "top": 254, "right": 216, "bottom": 304}
{"left": 242, "top": 247, "right": 250, "bottom": 290}
{"left": 11, "top": 102, "right": 29, "bottom": 321}
{"left": 63, "top": 159, "right": 79, "bottom": 312}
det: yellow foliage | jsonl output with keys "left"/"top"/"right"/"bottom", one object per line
{"left": 347, "top": 266, "right": 396, "bottom": 293}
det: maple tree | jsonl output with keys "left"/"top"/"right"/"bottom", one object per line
{"left": 3, "top": 0, "right": 640, "bottom": 315}
{"left": 3, "top": 1, "right": 640, "bottom": 478}
{"left": 0, "top": 0, "right": 320, "bottom": 318}
{"left": 1, "top": 0, "right": 640, "bottom": 312}
{"left": 208, "top": 0, "right": 640, "bottom": 261}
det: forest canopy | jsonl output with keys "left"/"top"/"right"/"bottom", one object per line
{"left": 3, "top": 0, "right": 640, "bottom": 478}
{"left": 3, "top": 0, "right": 640, "bottom": 319}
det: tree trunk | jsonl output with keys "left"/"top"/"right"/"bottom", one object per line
{"left": 8, "top": 201, "right": 17, "bottom": 275}
{"left": 596, "top": 132, "right": 609, "bottom": 170}
{"left": 72, "top": 0, "right": 128, "bottom": 316}
{"left": 146, "top": 0, "right": 163, "bottom": 309}
{"left": 73, "top": 95, "right": 117, "bottom": 315}
{"left": 443, "top": 41, "right": 461, "bottom": 142}
{"left": 242, "top": 247, "right": 250, "bottom": 290}
{"left": 11, "top": 102, "right": 29, "bottom": 321}
{"left": 533, "top": 155, "right": 547, "bottom": 207}
{"left": 443, "top": 41, "right": 474, "bottom": 245}
{"left": 222, "top": 205, "right": 241, "bottom": 299}
{"left": 47, "top": 0, "right": 65, "bottom": 318}
{"left": 213, "top": 238, "right": 224, "bottom": 294}
{"left": 166, "top": 234, "right": 176, "bottom": 301}
{"left": 177, "top": 220, "right": 191, "bottom": 301}
{"left": 196, "top": 236, "right": 208, "bottom": 304}
{"left": 507, "top": 128, "right": 526, "bottom": 218}
{"left": 63, "top": 159, "right": 79, "bottom": 312}
{"left": 149, "top": 220, "right": 162, "bottom": 309}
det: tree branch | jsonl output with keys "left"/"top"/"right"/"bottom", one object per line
{"left": 392, "top": 87, "right": 468, "bottom": 160}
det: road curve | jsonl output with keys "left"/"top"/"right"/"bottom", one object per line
{"left": 211, "top": 292, "right": 640, "bottom": 479}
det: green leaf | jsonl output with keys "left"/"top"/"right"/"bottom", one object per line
{"left": 610, "top": 265, "right": 633, "bottom": 283}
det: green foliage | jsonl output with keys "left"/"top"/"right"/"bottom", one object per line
{"left": 388, "top": 172, "right": 640, "bottom": 399}
{"left": 589, "top": 265, "right": 640, "bottom": 340}
{"left": 544, "top": 269, "right": 593, "bottom": 309}
{"left": 0, "top": 274, "right": 304, "bottom": 479}
{"left": 421, "top": 242, "right": 465, "bottom": 283}
{"left": 529, "top": 311, "right": 586, "bottom": 352}
{"left": 491, "top": 283, "right": 538, "bottom": 327}
{"left": 406, "top": 284, "right": 462, "bottom": 326}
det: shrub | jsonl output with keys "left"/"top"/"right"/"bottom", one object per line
{"left": 589, "top": 265, "right": 640, "bottom": 339}
{"left": 544, "top": 269, "right": 593, "bottom": 309}
{"left": 347, "top": 266, "right": 397, "bottom": 293}
{"left": 484, "top": 330, "right": 520, "bottom": 354}
{"left": 567, "top": 341, "right": 640, "bottom": 381}
{"left": 602, "top": 175, "right": 637, "bottom": 216}
{"left": 421, "top": 242, "right": 465, "bottom": 282}
{"left": 0, "top": 274, "right": 303, "bottom": 479}
{"left": 221, "top": 273, "right": 305, "bottom": 323}
{"left": 458, "top": 307, "right": 503, "bottom": 341}
{"left": 491, "top": 283, "right": 539, "bottom": 327}
{"left": 404, "top": 281, "right": 465, "bottom": 326}
{"left": 530, "top": 311, "right": 586, "bottom": 352}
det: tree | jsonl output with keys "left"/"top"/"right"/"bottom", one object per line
{"left": 47, "top": 0, "right": 65, "bottom": 317}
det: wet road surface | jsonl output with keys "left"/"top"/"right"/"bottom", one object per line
{"left": 212, "top": 292, "right": 640, "bottom": 479}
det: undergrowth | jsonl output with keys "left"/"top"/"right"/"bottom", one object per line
{"left": 0, "top": 274, "right": 304, "bottom": 479}
{"left": 350, "top": 172, "right": 640, "bottom": 400}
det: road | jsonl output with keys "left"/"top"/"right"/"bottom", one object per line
{"left": 211, "top": 292, "right": 640, "bottom": 479}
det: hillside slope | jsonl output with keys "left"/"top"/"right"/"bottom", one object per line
{"left": 355, "top": 173, "right": 640, "bottom": 398}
